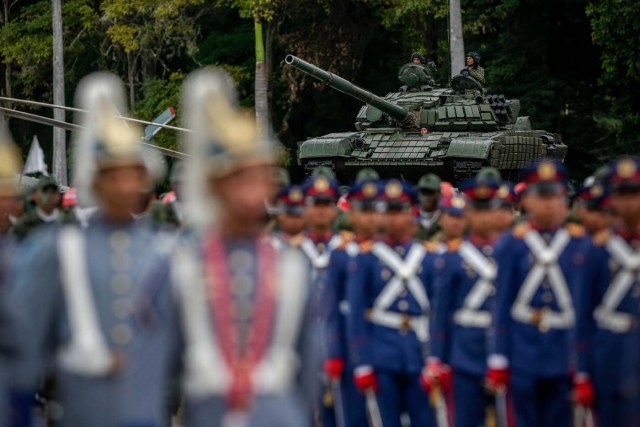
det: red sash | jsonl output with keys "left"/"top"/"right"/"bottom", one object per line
{"left": 203, "top": 232, "right": 277, "bottom": 409}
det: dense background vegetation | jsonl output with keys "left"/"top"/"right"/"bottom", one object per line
{"left": 1, "top": 0, "right": 638, "bottom": 183}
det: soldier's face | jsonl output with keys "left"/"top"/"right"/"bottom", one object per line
{"left": 350, "top": 209, "right": 381, "bottom": 239}
{"left": 575, "top": 206, "right": 610, "bottom": 235}
{"left": 522, "top": 193, "right": 567, "bottom": 227}
{"left": 467, "top": 56, "right": 474, "bottom": 66}
{"left": 304, "top": 202, "right": 337, "bottom": 229}
{"left": 35, "top": 186, "right": 61, "bottom": 211}
{"left": 212, "top": 164, "right": 274, "bottom": 224}
{"left": 94, "top": 165, "right": 150, "bottom": 217}
{"left": 412, "top": 58, "right": 421, "bottom": 64}
{"left": 611, "top": 191, "right": 640, "bottom": 227}
{"left": 439, "top": 212, "right": 467, "bottom": 239}
{"left": 465, "top": 208, "right": 497, "bottom": 237}
{"left": 384, "top": 209, "right": 415, "bottom": 239}
{"left": 495, "top": 208, "right": 515, "bottom": 233}
{"left": 419, "top": 190, "right": 440, "bottom": 211}
{"left": 277, "top": 212, "right": 305, "bottom": 236}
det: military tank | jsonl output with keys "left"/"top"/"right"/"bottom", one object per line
{"left": 285, "top": 54, "right": 567, "bottom": 184}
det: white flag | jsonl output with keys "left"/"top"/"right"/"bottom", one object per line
{"left": 23, "top": 136, "right": 49, "bottom": 176}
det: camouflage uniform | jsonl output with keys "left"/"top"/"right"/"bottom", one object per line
{"left": 468, "top": 66, "right": 485, "bottom": 86}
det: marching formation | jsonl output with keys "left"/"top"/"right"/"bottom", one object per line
{"left": 0, "top": 66, "right": 638, "bottom": 427}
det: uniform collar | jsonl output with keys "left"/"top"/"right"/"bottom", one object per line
{"left": 615, "top": 226, "right": 640, "bottom": 244}
{"left": 382, "top": 236, "right": 413, "bottom": 248}
{"left": 306, "top": 230, "right": 334, "bottom": 244}
{"left": 528, "top": 220, "right": 561, "bottom": 234}
{"left": 468, "top": 233, "right": 496, "bottom": 247}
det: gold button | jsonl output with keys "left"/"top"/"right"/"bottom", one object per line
{"left": 398, "top": 300, "right": 409, "bottom": 311}
{"left": 381, "top": 269, "right": 391, "bottom": 280}
{"left": 482, "top": 245, "right": 493, "bottom": 256}
{"left": 111, "top": 274, "right": 132, "bottom": 294}
{"left": 111, "top": 253, "right": 131, "bottom": 271}
{"left": 112, "top": 299, "right": 131, "bottom": 319}
{"left": 395, "top": 246, "right": 405, "bottom": 255}
{"left": 229, "top": 250, "right": 252, "bottom": 271}
{"left": 110, "top": 231, "right": 131, "bottom": 250}
{"left": 111, "top": 324, "right": 132, "bottom": 345}
{"left": 233, "top": 274, "right": 254, "bottom": 297}
{"left": 235, "top": 299, "right": 254, "bottom": 321}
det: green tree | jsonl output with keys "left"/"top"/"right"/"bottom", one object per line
{"left": 100, "top": 0, "right": 206, "bottom": 105}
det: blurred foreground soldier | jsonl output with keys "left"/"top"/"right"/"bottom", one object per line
{"left": 460, "top": 52, "right": 485, "bottom": 87}
{"left": 488, "top": 160, "right": 590, "bottom": 427}
{"left": 11, "top": 73, "right": 158, "bottom": 426}
{"left": 135, "top": 68, "right": 312, "bottom": 426}
{"left": 575, "top": 157, "right": 640, "bottom": 427}
{"left": 323, "top": 170, "right": 381, "bottom": 427}
{"left": 0, "top": 154, "right": 20, "bottom": 236}
{"left": 0, "top": 121, "right": 31, "bottom": 427}
{"left": 11, "top": 176, "right": 61, "bottom": 242}
{"left": 416, "top": 173, "right": 442, "bottom": 240}
{"left": 347, "top": 179, "right": 436, "bottom": 427}
{"left": 429, "top": 171, "right": 503, "bottom": 427}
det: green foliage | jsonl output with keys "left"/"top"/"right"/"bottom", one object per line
{"left": 586, "top": 0, "right": 640, "bottom": 84}
{"left": 1, "top": 0, "right": 638, "bottom": 183}
{"left": 133, "top": 72, "right": 185, "bottom": 151}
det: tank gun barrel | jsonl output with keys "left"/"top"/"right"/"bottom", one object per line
{"left": 285, "top": 55, "right": 409, "bottom": 121}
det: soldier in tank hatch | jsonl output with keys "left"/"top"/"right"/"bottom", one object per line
{"left": 461, "top": 51, "right": 485, "bottom": 87}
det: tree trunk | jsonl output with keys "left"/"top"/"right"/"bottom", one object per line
{"left": 3, "top": 0, "right": 13, "bottom": 107}
{"left": 52, "top": 0, "right": 67, "bottom": 185}
{"left": 127, "top": 51, "right": 136, "bottom": 108}
{"left": 449, "top": 0, "right": 465, "bottom": 77}
{"left": 254, "top": 19, "right": 270, "bottom": 139}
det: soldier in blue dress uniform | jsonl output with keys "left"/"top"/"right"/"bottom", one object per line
{"left": 487, "top": 159, "right": 592, "bottom": 427}
{"left": 132, "top": 68, "right": 313, "bottom": 427}
{"left": 347, "top": 179, "right": 436, "bottom": 427}
{"left": 575, "top": 157, "right": 640, "bottom": 427}
{"left": 10, "top": 72, "right": 161, "bottom": 427}
{"left": 429, "top": 170, "right": 503, "bottom": 427}
{"left": 300, "top": 173, "right": 353, "bottom": 427}
{"left": 323, "top": 169, "right": 382, "bottom": 427}
{"left": 271, "top": 183, "right": 306, "bottom": 251}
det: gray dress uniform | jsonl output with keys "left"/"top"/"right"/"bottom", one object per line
{"left": 11, "top": 216, "right": 158, "bottom": 427}
{"left": 131, "top": 230, "right": 314, "bottom": 427}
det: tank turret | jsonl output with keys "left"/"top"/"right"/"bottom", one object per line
{"left": 286, "top": 55, "right": 567, "bottom": 183}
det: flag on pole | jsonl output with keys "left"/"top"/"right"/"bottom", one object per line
{"left": 23, "top": 136, "right": 49, "bottom": 176}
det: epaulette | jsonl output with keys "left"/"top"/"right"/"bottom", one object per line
{"left": 566, "top": 223, "right": 586, "bottom": 238}
{"left": 359, "top": 240, "right": 374, "bottom": 253}
{"left": 338, "top": 230, "right": 355, "bottom": 249}
{"left": 423, "top": 241, "right": 440, "bottom": 253}
{"left": 592, "top": 228, "right": 611, "bottom": 246}
{"left": 513, "top": 223, "right": 529, "bottom": 239}
{"left": 446, "top": 237, "right": 463, "bottom": 252}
